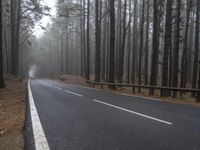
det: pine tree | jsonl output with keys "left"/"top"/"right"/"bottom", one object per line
{"left": 108, "top": 0, "right": 115, "bottom": 88}
{"left": 0, "top": 0, "right": 5, "bottom": 88}
{"left": 149, "top": 0, "right": 159, "bottom": 95}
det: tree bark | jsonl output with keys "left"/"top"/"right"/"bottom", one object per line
{"left": 172, "top": 0, "right": 181, "bottom": 98}
{"left": 144, "top": 0, "right": 150, "bottom": 85}
{"left": 138, "top": 0, "right": 145, "bottom": 93}
{"left": 149, "top": 0, "right": 159, "bottom": 95}
{"left": 192, "top": 0, "right": 200, "bottom": 93}
{"left": 80, "top": 0, "right": 85, "bottom": 77}
{"left": 14, "top": 0, "right": 21, "bottom": 76}
{"left": 86, "top": 0, "right": 90, "bottom": 80}
{"left": 10, "top": 0, "right": 16, "bottom": 75}
{"left": 131, "top": 0, "right": 138, "bottom": 93}
{"left": 95, "top": 0, "right": 101, "bottom": 82}
{"left": 83, "top": 0, "right": 86, "bottom": 77}
{"left": 0, "top": 0, "right": 5, "bottom": 88}
{"left": 161, "top": 0, "right": 173, "bottom": 96}
{"left": 115, "top": 0, "right": 122, "bottom": 80}
{"left": 108, "top": 0, "right": 115, "bottom": 88}
{"left": 118, "top": 0, "right": 127, "bottom": 83}
{"left": 180, "top": 0, "right": 192, "bottom": 91}
{"left": 60, "top": 30, "right": 64, "bottom": 74}
{"left": 127, "top": 0, "right": 131, "bottom": 83}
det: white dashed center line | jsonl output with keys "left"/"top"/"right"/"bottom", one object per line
{"left": 93, "top": 99, "right": 173, "bottom": 125}
{"left": 54, "top": 86, "right": 63, "bottom": 90}
{"left": 47, "top": 82, "right": 172, "bottom": 125}
{"left": 65, "top": 90, "right": 83, "bottom": 97}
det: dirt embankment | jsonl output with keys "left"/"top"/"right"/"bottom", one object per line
{"left": 0, "top": 75, "right": 26, "bottom": 150}
{"left": 60, "top": 74, "right": 89, "bottom": 86}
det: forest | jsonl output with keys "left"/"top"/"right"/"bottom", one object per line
{"left": 0, "top": 0, "right": 200, "bottom": 99}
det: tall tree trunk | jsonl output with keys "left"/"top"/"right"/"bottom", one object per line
{"left": 115, "top": 0, "right": 122, "bottom": 80}
{"left": 60, "top": 30, "right": 64, "bottom": 74}
{"left": 101, "top": 1, "right": 108, "bottom": 81}
{"left": 138, "top": 0, "right": 145, "bottom": 93}
{"left": 169, "top": 39, "right": 172, "bottom": 87}
{"left": 0, "top": 0, "right": 5, "bottom": 88}
{"left": 14, "top": 0, "right": 21, "bottom": 76}
{"left": 149, "top": 0, "right": 159, "bottom": 95}
{"left": 86, "top": 0, "right": 90, "bottom": 80}
{"left": 80, "top": 0, "right": 85, "bottom": 77}
{"left": 106, "top": 13, "right": 110, "bottom": 82}
{"left": 187, "top": 11, "right": 194, "bottom": 83}
{"left": 83, "top": 0, "right": 86, "bottom": 77}
{"left": 10, "top": 0, "right": 16, "bottom": 75}
{"left": 144, "top": 0, "right": 150, "bottom": 85}
{"left": 157, "top": 0, "right": 165, "bottom": 80}
{"left": 131, "top": 0, "right": 138, "bottom": 93}
{"left": 108, "top": 0, "right": 115, "bottom": 88}
{"left": 3, "top": 29, "right": 9, "bottom": 73}
{"left": 95, "top": 0, "right": 101, "bottom": 82}
{"left": 118, "top": 0, "right": 127, "bottom": 83}
{"left": 172, "top": 0, "right": 181, "bottom": 98}
{"left": 192, "top": 0, "right": 200, "bottom": 92}
{"left": 180, "top": 0, "right": 192, "bottom": 91}
{"left": 99, "top": 0, "right": 102, "bottom": 80}
{"left": 127, "top": 0, "right": 131, "bottom": 83}
{"left": 161, "top": 0, "right": 173, "bottom": 96}
{"left": 65, "top": 26, "right": 69, "bottom": 74}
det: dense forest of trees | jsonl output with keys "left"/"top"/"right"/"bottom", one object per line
{"left": 0, "top": 0, "right": 200, "bottom": 99}
{"left": 0, "top": 0, "right": 49, "bottom": 85}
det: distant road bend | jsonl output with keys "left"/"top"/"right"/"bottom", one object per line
{"left": 26, "top": 79, "right": 200, "bottom": 150}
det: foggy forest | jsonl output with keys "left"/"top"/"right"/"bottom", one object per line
{"left": 1, "top": 0, "right": 200, "bottom": 149}
{"left": 1, "top": 0, "right": 200, "bottom": 98}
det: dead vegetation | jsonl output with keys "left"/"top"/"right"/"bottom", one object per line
{"left": 0, "top": 75, "right": 26, "bottom": 150}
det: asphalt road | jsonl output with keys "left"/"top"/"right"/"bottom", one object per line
{"left": 26, "top": 79, "right": 200, "bottom": 150}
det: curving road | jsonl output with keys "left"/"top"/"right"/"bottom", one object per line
{"left": 25, "top": 79, "right": 200, "bottom": 150}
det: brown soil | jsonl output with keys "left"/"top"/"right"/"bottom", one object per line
{"left": 59, "top": 75, "right": 200, "bottom": 108}
{"left": 0, "top": 75, "right": 26, "bottom": 150}
{"left": 59, "top": 75, "right": 90, "bottom": 87}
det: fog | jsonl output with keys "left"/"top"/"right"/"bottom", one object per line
{"left": 29, "top": 65, "right": 38, "bottom": 78}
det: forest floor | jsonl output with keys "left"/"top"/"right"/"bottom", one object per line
{"left": 0, "top": 74, "right": 26, "bottom": 150}
{"left": 59, "top": 75, "right": 200, "bottom": 108}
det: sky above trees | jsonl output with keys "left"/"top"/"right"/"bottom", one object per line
{"left": 33, "top": 0, "right": 56, "bottom": 37}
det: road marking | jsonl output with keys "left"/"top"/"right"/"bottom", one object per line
{"left": 65, "top": 90, "right": 83, "bottom": 97}
{"left": 47, "top": 83, "right": 53, "bottom": 87}
{"left": 119, "top": 93, "right": 161, "bottom": 101}
{"left": 93, "top": 99, "right": 173, "bottom": 125}
{"left": 54, "top": 86, "right": 62, "bottom": 90}
{"left": 28, "top": 80, "right": 50, "bottom": 150}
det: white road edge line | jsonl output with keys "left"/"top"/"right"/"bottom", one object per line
{"left": 28, "top": 80, "right": 50, "bottom": 150}
{"left": 119, "top": 93, "right": 161, "bottom": 101}
{"left": 65, "top": 90, "right": 83, "bottom": 97}
{"left": 93, "top": 99, "right": 173, "bottom": 125}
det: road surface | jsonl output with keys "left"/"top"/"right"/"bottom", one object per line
{"left": 25, "top": 79, "right": 200, "bottom": 150}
